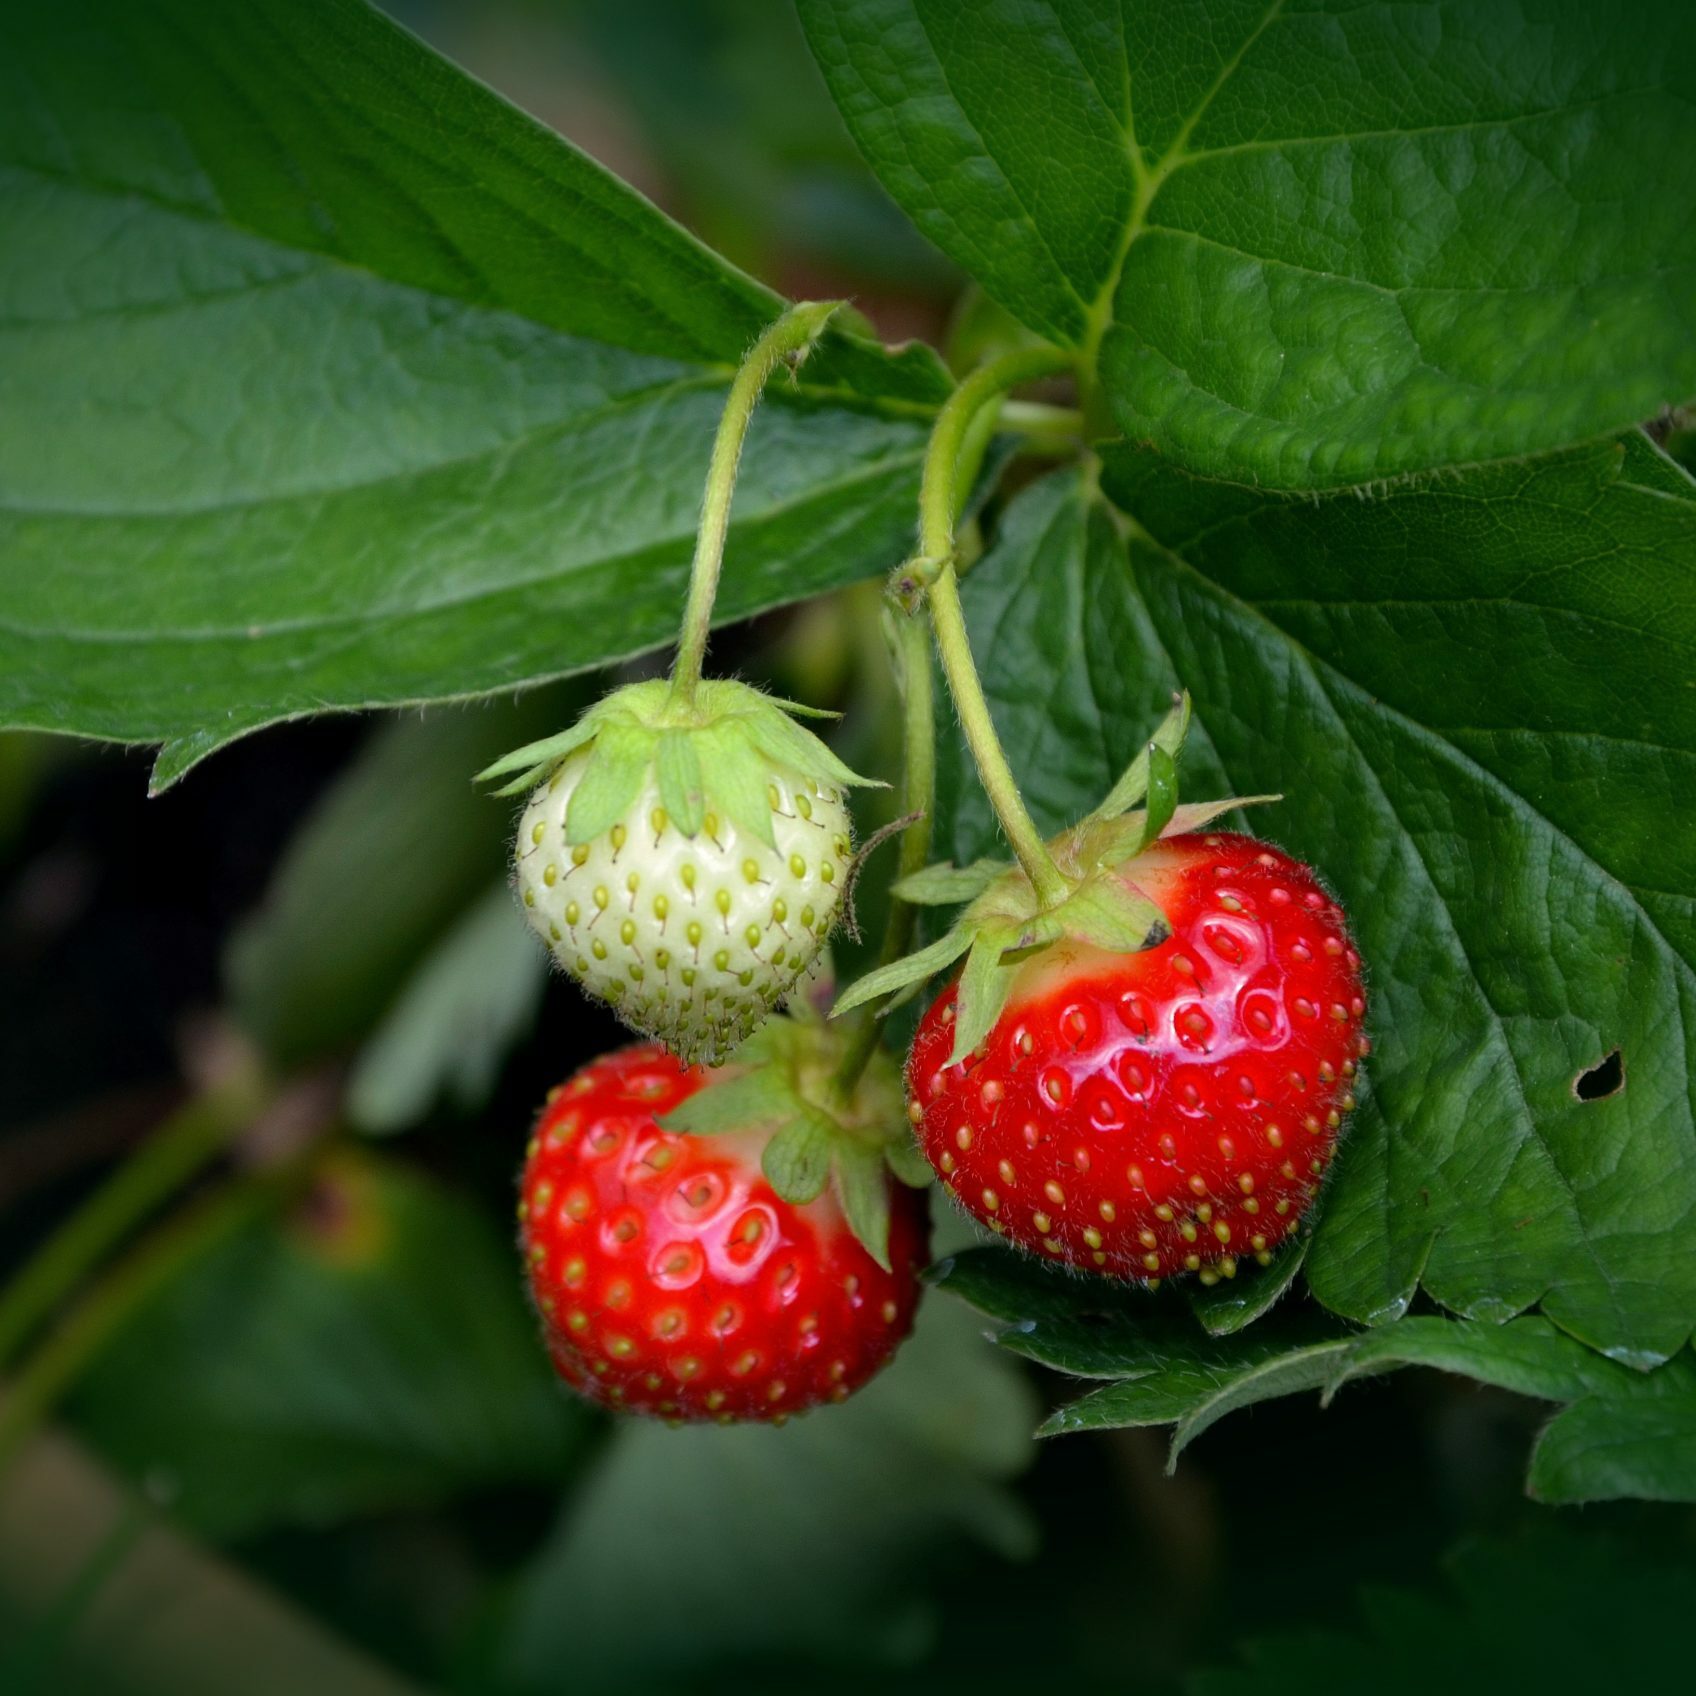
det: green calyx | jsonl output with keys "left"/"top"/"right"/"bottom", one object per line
{"left": 476, "top": 677, "right": 875, "bottom": 851}
{"left": 657, "top": 1016, "right": 926, "bottom": 1270}
{"left": 834, "top": 694, "right": 1278, "bottom": 1066}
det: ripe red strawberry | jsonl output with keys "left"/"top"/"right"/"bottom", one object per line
{"left": 907, "top": 832, "right": 1366, "bottom": 1284}
{"left": 521, "top": 1043, "right": 928, "bottom": 1421}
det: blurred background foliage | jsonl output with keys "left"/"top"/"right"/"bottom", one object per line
{"left": 2, "top": 2, "right": 1693, "bottom": 1692}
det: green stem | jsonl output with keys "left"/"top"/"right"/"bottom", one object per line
{"left": 830, "top": 608, "right": 935, "bottom": 1102}
{"left": 997, "top": 400, "right": 1086, "bottom": 455}
{"left": 918, "top": 347, "right": 1073, "bottom": 908}
{"left": 669, "top": 300, "right": 845, "bottom": 710}
{"left": 917, "top": 346, "right": 1071, "bottom": 562}
{"left": 0, "top": 1076, "right": 266, "bottom": 1371}
{"left": 0, "top": 1172, "right": 284, "bottom": 1477}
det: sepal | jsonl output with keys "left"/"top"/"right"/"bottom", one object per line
{"left": 1089, "top": 692, "right": 1190, "bottom": 822}
{"left": 833, "top": 1139, "right": 895, "bottom": 1271}
{"left": 830, "top": 926, "right": 975, "bottom": 1018}
{"left": 762, "top": 1109, "right": 837, "bottom": 1203}
{"left": 890, "top": 858, "right": 1010, "bottom": 905}
{"left": 833, "top": 698, "right": 1275, "bottom": 1060}
{"left": 657, "top": 1014, "right": 915, "bottom": 1268}
{"left": 476, "top": 677, "right": 875, "bottom": 849}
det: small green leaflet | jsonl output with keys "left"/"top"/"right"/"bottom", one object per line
{"left": 655, "top": 731, "right": 707, "bottom": 837}
{"left": 833, "top": 1139, "right": 894, "bottom": 1272}
{"left": 563, "top": 722, "right": 652, "bottom": 844}
{"left": 890, "top": 859, "right": 1010, "bottom": 906}
{"left": 831, "top": 926, "right": 975, "bottom": 1017}
{"left": 475, "top": 719, "right": 601, "bottom": 797}
{"left": 1089, "top": 694, "right": 1191, "bottom": 823}
{"left": 659, "top": 1068, "right": 798, "bottom": 1136}
{"left": 762, "top": 1111, "right": 838, "bottom": 1204}
{"left": 949, "top": 927, "right": 1022, "bottom": 1066}
{"left": 1051, "top": 879, "right": 1167, "bottom": 956}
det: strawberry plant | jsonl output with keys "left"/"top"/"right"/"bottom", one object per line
{"left": 2, "top": 0, "right": 1693, "bottom": 1689}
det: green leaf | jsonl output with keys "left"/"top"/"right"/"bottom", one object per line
{"left": 66, "top": 1154, "right": 588, "bottom": 1541}
{"left": 1528, "top": 1382, "right": 1696, "bottom": 1505}
{"left": 486, "top": 1296, "right": 1037, "bottom": 1693}
{"left": 1113, "top": 434, "right": 1696, "bottom": 1366}
{"left": 762, "top": 1110, "right": 837, "bottom": 1204}
{"left": 563, "top": 722, "right": 653, "bottom": 844}
{"left": 346, "top": 884, "right": 547, "bottom": 1135}
{"left": 475, "top": 720, "right": 601, "bottom": 787}
{"left": 805, "top": 0, "right": 1696, "bottom": 487}
{"left": 942, "top": 444, "right": 1696, "bottom": 1370}
{"left": 1186, "top": 1234, "right": 1309, "bottom": 1337}
{"left": 1191, "top": 1528, "right": 1696, "bottom": 1694}
{"left": 831, "top": 924, "right": 974, "bottom": 1017}
{"left": 655, "top": 730, "right": 707, "bottom": 838}
{"left": 0, "top": 0, "right": 944, "bottom": 787}
{"left": 832, "top": 1139, "right": 894, "bottom": 1271}
{"left": 890, "top": 858, "right": 1009, "bottom": 906}
{"left": 937, "top": 1247, "right": 1696, "bottom": 1502}
{"left": 226, "top": 697, "right": 566, "bottom": 1067}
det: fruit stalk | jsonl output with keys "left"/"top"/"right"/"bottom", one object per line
{"left": 669, "top": 299, "right": 845, "bottom": 710}
{"left": 917, "top": 346, "right": 1074, "bottom": 910}
{"left": 830, "top": 605, "right": 935, "bottom": 1103}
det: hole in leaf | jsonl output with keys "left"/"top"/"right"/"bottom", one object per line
{"left": 1573, "top": 1049, "right": 1624, "bottom": 1102}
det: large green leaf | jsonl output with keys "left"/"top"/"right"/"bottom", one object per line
{"left": 0, "top": 0, "right": 947, "bottom": 788}
{"left": 65, "top": 1153, "right": 589, "bottom": 1541}
{"left": 801, "top": 0, "right": 1696, "bottom": 486}
{"left": 1190, "top": 1528, "right": 1696, "bottom": 1694}
{"left": 486, "top": 1294, "right": 1038, "bottom": 1693}
{"left": 1109, "top": 436, "right": 1696, "bottom": 1365}
{"left": 937, "top": 1248, "right": 1696, "bottom": 1504}
{"left": 935, "top": 451, "right": 1696, "bottom": 1371}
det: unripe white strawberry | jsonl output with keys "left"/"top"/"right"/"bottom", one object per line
{"left": 482, "top": 679, "right": 868, "bottom": 1065}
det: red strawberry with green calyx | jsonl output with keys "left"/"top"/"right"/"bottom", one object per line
{"left": 520, "top": 1019, "right": 930, "bottom": 1423}
{"left": 834, "top": 694, "right": 1366, "bottom": 1284}
{"left": 908, "top": 830, "right": 1365, "bottom": 1283}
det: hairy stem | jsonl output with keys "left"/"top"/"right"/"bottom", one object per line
{"left": 917, "top": 346, "right": 1071, "bottom": 563}
{"left": 918, "top": 347, "right": 1074, "bottom": 907}
{"left": 669, "top": 300, "right": 845, "bottom": 710}
{"left": 830, "top": 608, "right": 935, "bottom": 1103}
